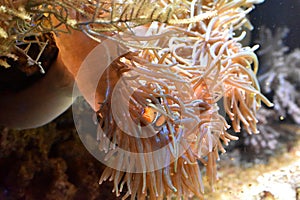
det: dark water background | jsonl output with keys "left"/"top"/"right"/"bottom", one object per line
{"left": 251, "top": 0, "right": 300, "bottom": 50}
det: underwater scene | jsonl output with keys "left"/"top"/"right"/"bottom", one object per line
{"left": 0, "top": 0, "right": 299, "bottom": 199}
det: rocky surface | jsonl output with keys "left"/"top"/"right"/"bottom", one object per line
{"left": 0, "top": 109, "right": 121, "bottom": 200}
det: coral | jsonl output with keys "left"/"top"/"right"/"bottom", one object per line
{"left": 0, "top": 0, "right": 215, "bottom": 67}
{"left": 0, "top": 33, "right": 58, "bottom": 92}
{"left": 239, "top": 26, "right": 300, "bottom": 160}
{"left": 241, "top": 107, "right": 281, "bottom": 158}
{"left": 0, "top": 110, "right": 120, "bottom": 200}
{"left": 258, "top": 27, "right": 300, "bottom": 124}
{"left": 0, "top": 123, "right": 77, "bottom": 199}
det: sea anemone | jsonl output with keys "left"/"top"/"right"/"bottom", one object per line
{"left": 73, "top": 1, "right": 272, "bottom": 199}
{"left": 0, "top": 0, "right": 272, "bottom": 199}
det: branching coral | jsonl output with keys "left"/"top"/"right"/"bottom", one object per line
{"left": 258, "top": 27, "right": 300, "bottom": 124}
{"left": 0, "top": 0, "right": 215, "bottom": 66}
{"left": 242, "top": 107, "right": 281, "bottom": 155}
{"left": 241, "top": 27, "right": 300, "bottom": 157}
